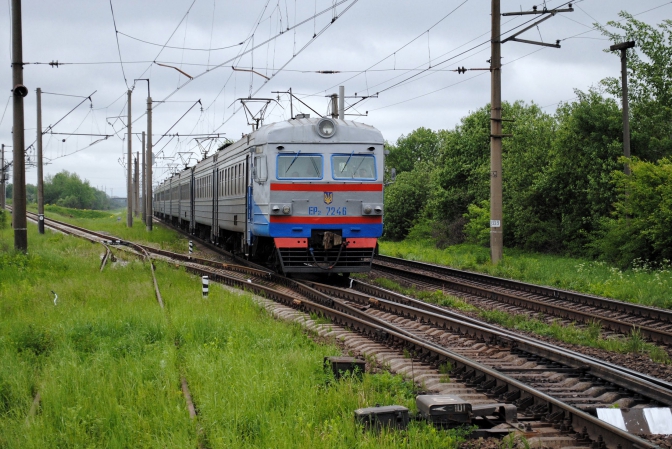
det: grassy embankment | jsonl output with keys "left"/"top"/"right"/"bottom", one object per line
{"left": 376, "top": 240, "right": 672, "bottom": 364}
{"left": 27, "top": 204, "right": 189, "bottom": 253}
{"left": 0, "top": 220, "right": 467, "bottom": 448}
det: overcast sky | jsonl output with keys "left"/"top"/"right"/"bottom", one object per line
{"left": 1, "top": 0, "right": 669, "bottom": 198}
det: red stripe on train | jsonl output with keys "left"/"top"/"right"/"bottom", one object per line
{"left": 270, "top": 183, "right": 383, "bottom": 192}
{"left": 270, "top": 216, "right": 382, "bottom": 224}
{"left": 274, "top": 237, "right": 377, "bottom": 249}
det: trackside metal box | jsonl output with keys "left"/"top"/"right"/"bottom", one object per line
{"left": 324, "top": 356, "right": 366, "bottom": 379}
{"left": 416, "top": 395, "right": 473, "bottom": 425}
{"left": 354, "top": 405, "right": 409, "bottom": 430}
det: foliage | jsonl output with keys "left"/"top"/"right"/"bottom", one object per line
{"left": 588, "top": 157, "right": 672, "bottom": 266}
{"left": 43, "top": 170, "right": 110, "bottom": 210}
{"left": 383, "top": 164, "right": 433, "bottom": 240}
{"left": 385, "top": 127, "right": 441, "bottom": 175}
{"left": 463, "top": 200, "right": 490, "bottom": 246}
{"left": 0, "top": 209, "right": 6, "bottom": 230}
{"left": 381, "top": 12, "right": 672, "bottom": 266}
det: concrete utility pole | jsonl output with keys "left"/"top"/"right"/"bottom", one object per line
{"left": 610, "top": 40, "right": 636, "bottom": 175}
{"left": 11, "top": 0, "right": 28, "bottom": 251}
{"left": 338, "top": 86, "right": 345, "bottom": 120}
{"left": 134, "top": 152, "right": 139, "bottom": 216}
{"left": 36, "top": 87, "right": 44, "bottom": 233}
{"left": 1, "top": 144, "right": 5, "bottom": 210}
{"left": 141, "top": 131, "right": 146, "bottom": 222}
{"left": 146, "top": 97, "right": 153, "bottom": 231}
{"left": 490, "top": 0, "right": 503, "bottom": 264}
{"left": 127, "top": 89, "right": 133, "bottom": 227}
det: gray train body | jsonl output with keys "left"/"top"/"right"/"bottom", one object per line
{"left": 154, "top": 117, "right": 385, "bottom": 274}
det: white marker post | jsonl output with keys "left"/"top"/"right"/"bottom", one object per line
{"left": 189, "top": 240, "right": 193, "bottom": 255}
{"left": 202, "top": 276, "right": 209, "bottom": 298}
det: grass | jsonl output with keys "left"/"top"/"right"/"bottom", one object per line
{"left": 0, "top": 221, "right": 469, "bottom": 448}
{"left": 360, "top": 276, "right": 477, "bottom": 312}
{"left": 479, "top": 309, "right": 671, "bottom": 364}
{"left": 26, "top": 203, "right": 190, "bottom": 253}
{"left": 379, "top": 240, "right": 672, "bottom": 310}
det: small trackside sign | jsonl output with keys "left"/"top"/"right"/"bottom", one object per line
{"left": 490, "top": 220, "right": 501, "bottom": 228}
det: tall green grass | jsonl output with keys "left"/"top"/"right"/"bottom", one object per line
{"left": 27, "top": 204, "right": 189, "bottom": 253}
{"left": 1, "top": 222, "right": 468, "bottom": 448}
{"left": 379, "top": 240, "right": 672, "bottom": 309}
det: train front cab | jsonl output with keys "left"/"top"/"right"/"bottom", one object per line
{"left": 251, "top": 117, "right": 384, "bottom": 275}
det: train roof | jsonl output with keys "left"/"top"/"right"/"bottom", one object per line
{"left": 252, "top": 117, "right": 384, "bottom": 145}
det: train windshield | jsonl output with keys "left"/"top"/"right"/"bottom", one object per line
{"left": 277, "top": 154, "right": 323, "bottom": 179}
{"left": 332, "top": 154, "right": 376, "bottom": 180}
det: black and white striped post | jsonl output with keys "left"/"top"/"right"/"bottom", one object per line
{"left": 189, "top": 240, "right": 193, "bottom": 255}
{"left": 202, "top": 276, "right": 209, "bottom": 298}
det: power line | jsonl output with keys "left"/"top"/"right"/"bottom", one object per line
{"left": 320, "top": 0, "right": 473, "bottom": 94}
{"left": 108, "top": 0, "right": 129, "bottom": 89}
{"left": 132, "top": 0, "right": 358, "bottom": 126}
{"left": 117, "top": 30, "right": 246, "bottom": 52}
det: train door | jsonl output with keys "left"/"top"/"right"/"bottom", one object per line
{"left": 245, "top": 153, "right": 251, "bottom": 256}
{"left": 211, "top": 164, "right": 218, "bottom": 243}
{"left": 189, "top": 168, "right": 195, "bottom": 234}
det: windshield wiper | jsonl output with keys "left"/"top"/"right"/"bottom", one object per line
{"left": 284, "top": 150, "right": 301, "bottom": 175}
{"left": 340, "top": 150, "right": 355, "bottom": 174}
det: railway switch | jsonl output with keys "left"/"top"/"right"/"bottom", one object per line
{"left": 354, "top": 405, "right": 410, "bottom": 430}
{"left": 417, "top": 395, "right": 517, "bottom": 428}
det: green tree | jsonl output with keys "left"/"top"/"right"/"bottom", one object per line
{"left": 43, "top": 171, "right": 110, "bottom": 210}
{"left": 500, "top": 102, "right": 557, "bottom": 251}
{"left": 590, "top": 157, "right": 672, "bottom": 266}
{"left": 534, "top": 90, "right": 622, "bottom": 253}
{"left": 385, "top": 127, "right": 441, "bottom": 175}
{"left": 383, "top": 163, "right": 433, "bottom": 240}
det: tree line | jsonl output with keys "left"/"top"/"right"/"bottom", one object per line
{"left": 383, "top": 14, "right": 672, "bottom": 268}
{"left": 5, "top": 170, "right": 111, "bottom": 210}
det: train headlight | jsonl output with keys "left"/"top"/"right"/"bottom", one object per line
{"left": 316, "top": 117, "right": 336, "bottom": 138}
{"left": 363, "top": 205, "right": 372, "bottom": 214}
{"left": 374, "top": 206, "right": 383, "bottom": 214}
{"left": 272, "top": 205, "right": 280, "bottom": 213}
{"left": 282, "top": 205, "right": 291, "bottom": 215}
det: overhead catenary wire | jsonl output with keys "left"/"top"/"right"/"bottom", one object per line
{"left": 131, "top": 0, "right": 358, "bottom": 128}
{"left": 117, "top": 31, "right": 245, "bottom": 52}
{"left": 369, "top": 0, "right": 670, "bottom": 113}
{"left": 108, "top": 0, "right": 129, "bottom": 89}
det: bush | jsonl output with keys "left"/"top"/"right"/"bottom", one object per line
{"left": 463, "top": 200, "right": 490, "bottom": 246}
{"left": 0, "top": 210, "right": 7, "bottom": 230}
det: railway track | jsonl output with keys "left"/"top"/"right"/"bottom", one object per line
{"left": 372, "top": 255, "right": 672, "bottom": 346}
{"left": 15, "top": 211, "right": 671, "bottom": 447}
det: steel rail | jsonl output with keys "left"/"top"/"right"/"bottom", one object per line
{"left": 302, "top": 279, "right": 672, "bottom": 406}
{"left": 375, "top": 255, "right": 672, "bottom": 324}
{"left": 373, "top": 256, "right": 672, "bottom": 345}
